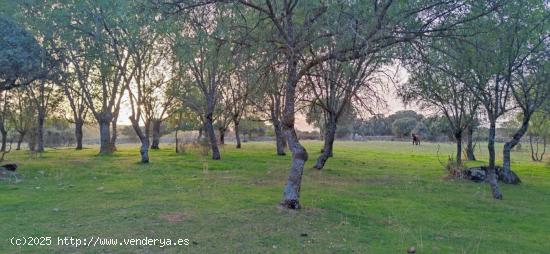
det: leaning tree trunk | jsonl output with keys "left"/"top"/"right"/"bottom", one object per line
{"left": 466, "top": 125, "right": 476, "bottom": 161}
{"left": 130, "top": 118, "right": 149, "bottom": 163}
{"left": 454, "top": 131, "right": 463, "bottom": 164}
{"left": 234, "top": 119, "right": 241, "bottom": 149}
{"left": 487, "top": 121, "right": 503, "bottom": 199}
{"left": 271, "top": 110, "right": 286, "bottom": 156}
{"left": 204, "top": 113, "right": 221, "bottom": 160}
{"left": 36, "top": 110, "right": 45, "bottom": 152}
{"left": 151, "top": 119, "right": 161, "bottom": 149}
{"left": 502, "top": 116, "right": 529, "bottom": 184}
{"left": 97, "top": 112, "right": 113, "bottom": 154}
{"left": 75, "top": 119, "right": 84, "bottom": 150}
{"left": 314, "top": 115, "right": 337, "bottom": 170}
{"left": 16, "top": 132, "right": 25, "bottom": 150}
{"left": 280, "top": 59, "right": 308, "bottom": 209}
{"left": 218, "top": 128, "right": 225, "bottom": 145}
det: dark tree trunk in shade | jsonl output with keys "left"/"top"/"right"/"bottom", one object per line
{"left": 487, "top": 120, "right": 503, "bottom": 199}
{"left": 218, "top": 128, "right": 225, "bottom": 145}
{"left": 280, "top": 58, "right": 308, "bottom": 209}
{"left": 16, "top": 132, "right": 25, "bottom": 150}
{"left": 36, "top": 110, "right": 45, "bottom": 152}
{"left": 204, "top": 114, "right": 220, "bottom": 160}
{"left": 75, "top": 119, "right": 84, "bottom": 150}
{"left": 0, "top": 129, "right": 6, "bottom": 152}
{"left": 234, "top": 120, "right": 241, "bottom": 149}
{"left": 271, "top": 108, "right": 286, "bottom": 156}
{"left": 98, "top": 112, "right": 114, "bottom": 154}
{"left": 151, "top": 119, "right": 161, "bottom": 149}
{"left": 502, "top": 116, "right": 530, "bottom": 184}
{"left": 314, "top": 115, "right": 337, "bottom": 170}
{"left": 454, "top": 132, "right": 463, "bottom": 164}
{"left": 466, "top": 125, "right": 476, "bottom": 161}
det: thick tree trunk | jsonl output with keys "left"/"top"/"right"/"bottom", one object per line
{"left": 466, "top": 125, "right": 476, "bottom": 161}
{"left": 36, "top": 111, "right": 45, "bottom": 152}
{"left": 487, "top": 121, "right": 503, "bottom": 199}
{"left": 75, "top": 120, "right": 84, "bottom": 150}
{"left": 314, "top": 116, "right": 337, "bottom": 170}
{"left": 218, "top": 128, "right": 225, "bottom": 145}
{"left": 204, "top": 114, "right": 220, "bottom": 160}
{"left": 98, "top": 112, "right": 113, "bottom": 154}
{"left": 455, "top": 132, "right": 463, "bottom": 164}
{"left": 280, "top": 58, "right": 307, "bottom": 209}
{"left": 502, "top": 116, "right": 529, "bottom": 184}
{"left": 151, "top": 119, "right": 161, "bottom": 149}
{"left": 234, "top": 120, "right": 241, "bottom": 149}
{"left": 16, "top": 132, "right": 25, "bottom": 150}
{"left": 175, "top": 129, "right": 180, "bottom": 153}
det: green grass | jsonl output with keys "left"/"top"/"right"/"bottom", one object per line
{"left": 1, "top": 141, "right": 549, "bottom": 253}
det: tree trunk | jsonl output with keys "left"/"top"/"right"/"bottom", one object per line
{"left": 175, "top": 129, "right": 179, "bottom": 153}
{"left": 204, "top": 114, "right": 220, "bottom": 160}
{"left": 151, "top": 119, "right": 161, "bottom": 149}
{"left": 487, "top": 120, "right": 503, "bottom": 199}
{"left": 218, "top": 128, "right": 225, "bottom": 145}
{"left": 110, "top": 117, "right": 118, "bottom": 152}
{"left": 502, "top": 116, "right": 529, "bottom": 184}
{"left": 75, "top": 119, "right": 84, "bottom": 150}
{"left": 16, "top": 132, "right": 25, "bottom": 150}
{"left": 234, "top": 120, "right": 241, "bottom": 149}
{"left": 455, "top": 131, "right": 463, "bottom": 164}
{"left": 98, "top": 112, "right": 113, "bottom": 154}
{"left": 280, "top": 58, "right": 307, "bottom": 209}
{"left": 130, "top": 118, "right": 149, "bottom": 163}
{"left": 466, "top": 125, "right": 476, "bottom": 161}
{"left": 314, "top": 115, "right": 337, "bottom": 170}
{"left": 271, "top": 112, "right": 286, "bottom": 156}
{"left": 36, "top": 110, "right": 45, "bottom": 152}
{"left": 0, "top": 129, "right": 6, "bottom": 152}
{"left": 529, "top": 134, "right": 546, "bottom": 161}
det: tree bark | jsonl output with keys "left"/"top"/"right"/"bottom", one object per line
{"left": 204, "top": 114, "right": 220, "bottom": 160}
{"left": 487, "top": 120, "right": 503, "bottom": 199}
{"left": 455, "top": 131, "right": 463, "bottom": 164}
{"left": 98, "top": 112, "right": 113, "bottom": 154}
{"left": 280, "top": 58, "right": 308, "bottom": 209}
{"left": 529, "top": 134, "right": 546, "bottom": 161}
{"left": 502, "top": 116, "right": 529, "bottom": 184}
{"left": 16, "top": 132, "right": 25, "bottom": 150}
{"left": 314, "top": 115, "right": 337, "bottom": 170}
{"left": 218, "top": 128, "right": 225, "bottom": 145}
{"left": 110, "top": 116, "right": 118, "bottom": 152}
{"left": 271, "top": 109, "right": 286, "bottom": 156}
{"left": 234, "top": 120, "right": 241, "bottom": 149}
{"left": 466, "top": 125, "right": 476, "bottom": 161}
{"left": 0, "top": 129, "right": 6, "bottom": 152}
{"left": 197, "top": 127, "right": 203, "bottom": 141}
{"left": 75, "top": 119, "right": 84, "bottom": 150}
{"left": 36, "top": 110, "right": 45, "bottom": 152}
{"left": 130, "top": 118, "right": 149, "bottom": 163}
{"left": 151, "top": 119, "right": 161, "bottom": 149}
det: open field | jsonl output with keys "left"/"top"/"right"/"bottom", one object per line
{"left": 1, "top": 141, "right": 549, "bottom": 253}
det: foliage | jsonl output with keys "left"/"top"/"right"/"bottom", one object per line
{"left": 391, "top": 117, "right": 418, "bottom": 137}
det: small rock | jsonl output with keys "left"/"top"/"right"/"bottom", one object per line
{"left": 35, "top": 186, "right": 41, "bottom": 190}
{"left": 272, "top": 245, "right": 277, "bottom": 249}
{"left": 53, "top": 208, "right": 60, "bottom": 212}
{"left": 38, "top": 170, "right": 45, "bottom": 175}
{"left": 96, "top": 186, "right": 104, "bottom": 191}
{"left": 407, "top": 246, "right": 416, "bottom": 253}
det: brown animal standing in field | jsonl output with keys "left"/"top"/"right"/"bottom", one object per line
{"left": 412, "top": 134, "right": 420, "bottom": 145}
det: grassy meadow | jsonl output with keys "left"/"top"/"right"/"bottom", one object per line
{"left": 1, "top": 141, "right": 549, "bottom": 253}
